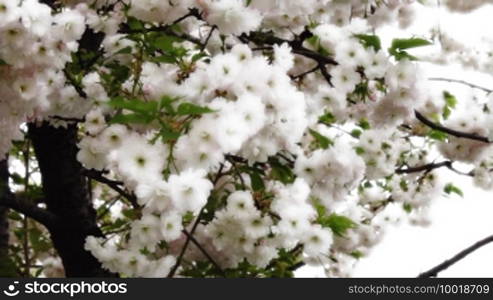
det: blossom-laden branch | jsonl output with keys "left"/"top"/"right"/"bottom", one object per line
{"left": 241, "top": 29, "right": 338, "bottom": 66}
{"left": 418, "top": 234, "right": 493, "bottom": 278}
{"left": 396, "top": 160, "right": 472, "bottom": 176}
{"left": 414, "top": 110, "right": 491, "bottom": 143}
{"left": 118, "top": 8, "right": 204, "bottom": 47}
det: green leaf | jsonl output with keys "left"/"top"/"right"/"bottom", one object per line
{"left": 152, "top": 35, "right": 182, "bottom": 52}
{"left": 269, "top": 157, "right": 296, "bottom": 184}
{"left": 152, "top": 54, "right": 177, "bottom": 64}
{"left": 8, "top": 211, "right": 23, "bottom": 222}
{"left": 319, "top": 214, "right": 357, "bottom": 237}
{"left": 444, "top": 183, "right": 464, "bottom": 197}
{"left": 192, "top": 52, "right": 208, "bottom": 63}
{"left": 354, "top": 34, "right": 382, "bottom": 51}
{"left": 108, "top": 97, "right": 158, "bottom": 114}
{"left": 29, "top": 227, "right": 51, "bottom": 253}
{"left": 176, "top": 103, "right": 215, "bottom": 116}
{"left": 442, "top": 91, "right": 458, "bottom": 120}
{"left": 110, "top": 113, "right": 155, "bottom": 125}
{"left": 350, "top": 250, "right": 364, "bottom": 259}
{"left": 127, "top": 17, "right": 145, "bottom": 31}
{"left": 389, "top": 38, "right": 432, "bottom": 61}
{"left": 306, "top": 36, "right": 331, "bottom": 57}
{"left": 249, "top": 171, "right": 265, "bottom": 192}
{"left": 358, "top": 118, "right": 371, "bottom": 130}
{"left": 314, "top": 200, "right": 357, "bottom": 237}
{"left": 0, "top": 58, "right": 7, "bottom": 66}
{"left": 182, "top": 212, "right": 195, "bottom": 226}
{"left": 103, "top": 218, "right": 128, "bottom": 232}
{"left": 158, "top": 128, "right": 181, "bottom": 142}
{"left": 403, "top": 203, "right": 413, "bottom": 213}
{"left": 443, "top": 105, "right": 452, "bottom": 120}
{"left": 399, "top": 179, "right": 409, "bottom": 192}
{"left": 391, "top": 38, "right": 432, "bottom": 50}
{"left": 443, "top": 91, "right": 457, "bottom": 108}
{"left": 122, "top": 209, "right": 139, "bottom": 220}
{"left": 319, "top": 112, "right": 336, "bottom": 125}
{"left": 158, "top": 96, "right": 178, "bottom": 114}
{"left": 351, "top": 129, "right": 362, "bottom": 138}
{"left": 114, "top": 46, "right": 133, "bottom": 55}
{"left": 309, "top": 129, "right": 333, "bottom": 149}
{"left": 355, "top": 146, "right": 365, "bottom": 155}
{"left": 427, "top": 129, "right": 448, "bottom": 142}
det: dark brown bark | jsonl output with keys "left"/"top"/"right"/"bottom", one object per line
{"left": 28, "top": 122, "right": 113, "bottom": 277}
{"left": 0, "top": 160, "right": 9, "bottom": 250}
{"left": 0, "top": 160, "right": 14, "bottom": 276}
{"left": 418, "top": 234, "right": 493, "bottom": 278}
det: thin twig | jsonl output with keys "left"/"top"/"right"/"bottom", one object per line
{"left": 200, "top": 26, "right": 217, "bottom": 52}
{"left": 418, "top": 234, "right": 493, "bottom": 278}
{"left": 428, "top": 77, "right": 493, "bottom": 94}
{"left": 291, "top": 66, "right": 320, "bottom": 81}
{"left": 168, "top": 208, "right": 205, "bottom": 277}
{"left": 182, "top": 230, "right": 225, "bottom": 276}
{"left": 63, "top": 69, "right": 88, "bottom": 99}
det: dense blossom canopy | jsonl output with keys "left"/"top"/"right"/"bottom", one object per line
{"left": 2, "top": 0, "right": 493, "bottom": 277}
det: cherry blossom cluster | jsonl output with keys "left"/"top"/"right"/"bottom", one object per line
{"left": 0, "top": 0, "right": 87, "bottom": 159}
{"left": 2, "top": 0, "right": 493, "bottom": 278}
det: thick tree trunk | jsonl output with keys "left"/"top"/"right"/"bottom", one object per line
{"left": 0, "top": 160, "right": 13, "bottom": 276}
{"left": 28, "top": 123, "right": 113, "bottom": 277}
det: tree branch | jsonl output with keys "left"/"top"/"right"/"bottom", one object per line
{"left": 1, "top": 193, "right": 58, "bottom": 229}
{"left": 418, "top": 234, "right": 493, "bottom": 278}
{"left": 82, "top": 169, "right": 139, "bottom": 209}
{"left": 241, "top": 31, "right": 338, "bottom": 66}
{"left": 396, "top": 161, "right": 453, "bottom": 174}
{"left": 182, "top": 229, "right": 225, "bottom": 276}
{"left": 428, "top": 77, "right": 493, "bottom": 94}
{"left": 0, "top": 160, "right": 58, "bottom": 228}
{"left": 168, "top": 208, "right": 205, "bottom": 277}
{"left": 415, "top": 110, "right": 490, "bottom": 143}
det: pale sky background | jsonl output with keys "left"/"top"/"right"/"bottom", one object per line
{"left": 299, "top": 2, "right": 493, "bottom": 278}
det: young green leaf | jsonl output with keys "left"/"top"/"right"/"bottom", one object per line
{"left": 309, "top": 129, "right": 333, "bottom": 149}
{"left": 388, "top": 38, "right": 432, "bottom": 61}
{"left": 443, "top": 91, "right": 458, "bottom": 108}
{"left": 354, "top": 34, "right": 382, "bottom": 51}
{"left": 427, "top": 129, "right": 448, "bottom": 142}
{"left": 319, "top": 112, "right": 336, "bottom": 125}
{"left": 176, "top": 103, "right": 215, "bottom": 116}
{"left": 444, "top": 183, "right": 464, "bottom": 197}
{"left": 269, "top": 157, "right": 296, "bottom": 184}
{"left": 110, "top": 113, "right": 155, "bottom": 125}
{"left": 319, "top": 213, "right": 357, "bottom": 237}
{"left": 358, "top": 119, "right": 371, "bottom": 130}
{"left": 249, "top": 171, "right": 265, "bottom": 192}
{"left": 108, "top": 97, "right": 158, "bottom": 114}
